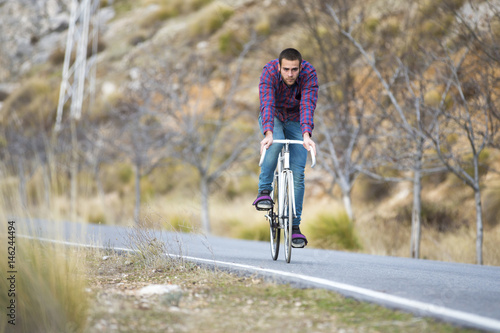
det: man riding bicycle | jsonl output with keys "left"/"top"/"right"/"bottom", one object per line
{"left": 253, "top": 48, "right": 318, "bottom": 248}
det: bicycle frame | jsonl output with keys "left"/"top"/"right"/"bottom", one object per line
{"left": 259, "top": 139, "right": 315, "bottom": 262}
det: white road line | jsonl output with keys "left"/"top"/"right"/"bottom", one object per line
{"left": 20, "top": 235, "right": 500, "bottom": 332}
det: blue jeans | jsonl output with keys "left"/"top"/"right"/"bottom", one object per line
{"left": 258, "top": 116, "right": 308, "bottom": 226}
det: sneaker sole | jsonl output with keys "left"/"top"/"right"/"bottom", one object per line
{"left": 292, "top": 241, "right": 306, "bottom": 248}
{"left": 256, "top": 203, "right": 272, "bottom": 210}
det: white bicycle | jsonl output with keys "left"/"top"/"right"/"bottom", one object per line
{"left": 259, "top": 140, "right": 316, "bottom": 263}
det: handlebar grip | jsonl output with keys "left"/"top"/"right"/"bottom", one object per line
{"left": 259, "top": 148, "right": 266, "bottom": 167}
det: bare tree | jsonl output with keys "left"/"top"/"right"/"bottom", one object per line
{"left": 109, "top": 67, "right": 175, "bottom": 223}
{"left": 326, "top": 0, "right": 499, "bottom": 263}
{"left": 293, "top": 0, "right": 386, "bottom": 221}
{"left": 425, "top": 45, "right": 498, "bottom": 264}
{"left": 166, "top": 40, "right": 258, "bottom": 234}
{"left": 325, "top": 1, "right": 449, "bottom": 258}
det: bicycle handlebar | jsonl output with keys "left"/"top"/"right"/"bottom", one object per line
{"left": 259, "top": 139, "right": 316, "bottom": 168}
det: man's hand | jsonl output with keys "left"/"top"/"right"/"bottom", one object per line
{"left": 303, "top": 132, "right": 316, "bottom": 155}
{"left": 260, "top": 131, "right": 273, "bottom": 155}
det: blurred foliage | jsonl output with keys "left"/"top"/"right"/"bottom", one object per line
{"left": 356, "top": 175, "right": 394, "bottom": 203}
{"left": 189, "top": 4, "right": 234, "bottom": 37}
{"left": 237, "top": 220, "right": 270, "bottom": 241}
{"left": 1, "top": 78, "right": 58, "bottom": 132}
{"left": 88, "top": 210, "right": 107, "bottom": 224}
{"left": 483, "top": 183, "right": 500, "bottom": 228}
{"left": 307, "top": 212, "right": 361, "bottom": 250}
{"left": 219, "top": 29, "right": 245, "bottom": 56}
{"left": 396, "top": 201, "right": 465, "bottom": 232}
{"left": 165, "top": 214, "right": 196, "bottom": 233}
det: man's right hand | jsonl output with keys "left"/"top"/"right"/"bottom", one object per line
{"left": 260, "top": 131, "right": 273, "bottom": 155}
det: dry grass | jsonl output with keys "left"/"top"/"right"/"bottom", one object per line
{"left": 0, "top": 219, "right": 89, "bottom": 333}
{"left": 84, "top": 249, "right": 479, "bottom": 333}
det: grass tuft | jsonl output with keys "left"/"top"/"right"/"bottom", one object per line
{"left": 126, "top": 213, "right": 186, "bottom": 270}
{"left": 0, "top": 229, "right": 89, "bottom": 333}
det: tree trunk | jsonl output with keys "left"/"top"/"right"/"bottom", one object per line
{"left": 200, "top": 176, "right": 211, "bottom": 234}
{"left": 410, "top": 138, "right": 424, "bottom": 259}
{"left": 342, "top": 191, "right": 354, "bottom": 221}
{"left": 473, "top": 154, "right": 483, "bottom": 265}
{"left": 134, "top": 162, "right": 141, "bottom": 224}
{"left": 410, "top": 169, "right": 422, "bottom": 259}
{"left": 474, "top": 188, "right": 483, "bottom": 265}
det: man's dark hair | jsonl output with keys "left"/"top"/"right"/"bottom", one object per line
{"left": 279, "top": 48, "right": 302, "bottom": 67}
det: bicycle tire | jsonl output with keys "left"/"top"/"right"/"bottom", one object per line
{"left": 269, "top": 174, "right": 280, "bottom": 260}
{"left": 283, "top": 170, "right": 294, "bottom": 263}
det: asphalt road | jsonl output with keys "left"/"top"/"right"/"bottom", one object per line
{"left": 20, "top": 219, "right": 500, "bottom": 332}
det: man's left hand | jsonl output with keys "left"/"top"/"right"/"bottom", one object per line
{"left": 303, "top": 132, "right": 316, "bottom": 155}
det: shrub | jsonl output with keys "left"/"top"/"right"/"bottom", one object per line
{"left": 381, "top": 17, "right": 400, "bottom": 38}
{"left": 219, "top": 30, "right": 244, "bottom": 56}
{"left": 140, "top": 5, "right": 179, "bottom": 29}
{"left": 167, "top": 215, "right": 195, "bottom": 233}
{"left": 49, "top": 47, "right": 66, "bottom": 65}
{"left": 357, "top": 176, "right": 393, "bottom": 202}
{"left": 207, "top": 6, "right": 233, "bottom": 33}
{"left": 255, "top": 16, "right": 271, "bottom": 36}
{"left": 118, "top": 163, "right": 134, "bottom": 184}
{"left": 307, "top": 212, "right": 361, "bottom": 250}
{"left": 190, "top": 0, "right": 213, "bottom": 11}
{"left": 190, "top": 4, "right": 234, "bottom": 37}
{"left": 419, "top": 20, "right": 446, "bottom": 39}
{"left": 1, "top": 78, "right": 58, "bottom": 132}
{"left": 424, "top": 89, "right": 442, "bottom": 107}
{"left": 88, "top": 210, "right": 107, "bottom": 224}
{"left": 112, "top": 0, "right": 135, "bottom": 17}
{"left": 365, "top": 17, "right": 380, "bottom": 33}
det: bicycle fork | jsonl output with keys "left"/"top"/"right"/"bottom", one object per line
{"left": 278, "top": 170, "right": 296, "bottom": 225}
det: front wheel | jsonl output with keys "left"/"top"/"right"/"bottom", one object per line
{"left": 283, "top": 171, "right": 294, "bottom": 263}
{"left": 269, "top": 210, "right": 280, "bottom": 260}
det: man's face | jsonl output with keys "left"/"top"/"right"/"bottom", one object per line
{"left": 279, "top": 59, "right": 301, "bottom": 86}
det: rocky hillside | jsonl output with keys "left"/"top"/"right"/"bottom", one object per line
{"left": 0, "top": 0, "right": 71, "bottom": 81}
